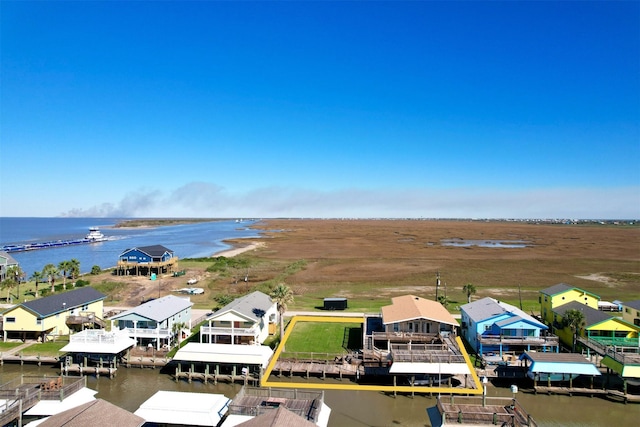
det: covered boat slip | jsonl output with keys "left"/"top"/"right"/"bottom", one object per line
{"left": 59, "top": 329, "right": 136, "bottom": 377}
{"left": 172, "top": 343, "right": 274, "bottom": 384}
{"left": 134, "top": 390, "right": 231, "bottom": 426}
{"left": 519, "top": 351, "right": 602, "bottom": 394}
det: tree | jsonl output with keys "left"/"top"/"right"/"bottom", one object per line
{"left": 58, "top": 260, "right": 73, "bottom": 290}
{"left": 42, "top": 264, "right": 59, "bottom": 293}
{"left": 563, "top": 309, "right": 586, "bottom": 352}
{"left": 213, "top": 294, "right": 235, "bottom": 311}
{"left": 30, "top": 271, "right": 43, "bottom": 298}
{"left": 270, "top": 283, "right": 294, "bottom": 344}
{"left": 1, "top": 275, "right": 17, "bottom": 303}
{"left": 7, "top": 265, "right": 24, "bottom": 301}
{"left": 91, "top": 265, "right": 102, "bottom": 275}
{"left": 462, "top": 283, "right": 477, "bottom": 303}
{"left": 69, "top": 259, "right": 81, "bottom": 280}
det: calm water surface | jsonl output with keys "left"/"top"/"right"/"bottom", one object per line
{"left": 1, "top": 364, "right": 637, "bottom": 426}
{"left": 0, "top": 218, "right": 262, "bottom": 276}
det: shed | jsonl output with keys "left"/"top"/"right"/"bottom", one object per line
{"left": 323, "top": 298, "right": 347, "bottom": 310}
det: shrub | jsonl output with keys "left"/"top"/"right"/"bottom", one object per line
{"left": 90, "top": 265, "right": 102, "bottom": 275}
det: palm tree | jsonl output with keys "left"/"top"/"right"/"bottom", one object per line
{"left": 30, "top": 271, "right": 43, "bottom": 297}
{"left": 563, "top": 308, "right": 586, "bottom": 352}
{"left": 270, "top": 283, "right": 294, "bottom": 344}
{"left": 462, "top": 283, "right": 477, "bottom": 303}
{"left": 58, "top": 260, "right": 73, "bottom": 290}
{"left": 7, "top": 265, "right": 24, "bottom": 301}
{"left": 42, "top": 264, "right": 59, "bottom": 293}
{"left": 69, "top": 259, "right": 81, "bottom": 280}
{"left": 1, "top": 275, "right": 17, "bottom": 303}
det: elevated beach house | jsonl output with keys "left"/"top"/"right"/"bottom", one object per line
{"left": 621, "top": 300, "right": 640, "bottom": 327}
{"left": 115, "top": 244, "right": 178, "bottom": 277}
{"left": 0, "top": 251, "right": 19, "bottom": 282}
{"left": 367, "top": 295, "right": 475, "bottom": 387}
{"left": 110, "top": 295, "right": 193, "bottom": 350}
{"left": 539, "top": 283, "right": 599, "bottom": 326}
{"left": 200, "top": 291, "right": 277, "bottom": 345}
{"left": 551, "top": 301, "right": 640, "bottom": 348}
{"left": 460, "top": 297, "right": 558, "bottom": 362}
{"left": 2, "top": 287, "right": 106, "bottom": 342}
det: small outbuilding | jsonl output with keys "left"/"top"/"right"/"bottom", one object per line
{"left": 323, "top": 298, "right": 348, "bottom": 310}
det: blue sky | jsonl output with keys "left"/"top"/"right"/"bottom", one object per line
{"left": 1, "top": 1, "right": 638, "bottom": 219}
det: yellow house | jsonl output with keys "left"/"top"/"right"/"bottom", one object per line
{"left": 2, "top": 287, "right": 106, "bottom": 342}
{"left": 539, "top": 283, "right": 599, "bottom": 325}
{"left": 552, "top": 301, "right": 640, "bottom": 348}
{"left": 621, "top": 300, "right": 640, "bottom": 327}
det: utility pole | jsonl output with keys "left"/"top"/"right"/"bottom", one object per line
{"left": 435, "top": 271, "right": 441, "bottom": 301}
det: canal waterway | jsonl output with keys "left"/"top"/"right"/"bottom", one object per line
{"left": 1, "top": 364, "right": 637, "bottom": 426}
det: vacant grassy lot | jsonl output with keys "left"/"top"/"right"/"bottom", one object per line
{"left": 282, "top": 322, "right": 362, "bottom": 358}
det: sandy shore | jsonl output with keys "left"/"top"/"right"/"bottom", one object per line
{"left": 213, "top": 241, "right": 265, "bottom": 258}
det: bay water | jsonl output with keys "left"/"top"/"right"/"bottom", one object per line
{"left": 0, "top": 218, "right": 262, "bottom": 276}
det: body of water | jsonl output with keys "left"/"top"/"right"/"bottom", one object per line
{"left": 0, "top": 364, "right": 638, "bottom": 426}
{"left": 0, "top": 218, "right": 262, "bottom": 276}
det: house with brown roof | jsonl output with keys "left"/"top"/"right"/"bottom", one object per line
{"left": 37, "top": 399, "right": 144, "bottom": 427}
{"left": 381, "top": 294, "right": 459, "bottom": 336}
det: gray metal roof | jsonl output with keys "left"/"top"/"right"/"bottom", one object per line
{"left": 539, "top": 283, "right": 574, "bottom": 296}
{"left": 111, "top": 295, "right": 192, "bottom": 322}
{"left": 623, "top": 300, "right": 640, "bottom": 311}
{"left": 214, "top": 291, "right": 273, "bottom": 322}
{"left": 461, "top": 297, "right": 546, "bottom": 329}
{"left": 7, "top": 287, "right": 106, "bottom": 318}
{"left": 552, "top": 301, "right": 612, "bottom": 327}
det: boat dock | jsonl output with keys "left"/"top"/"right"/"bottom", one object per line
{"left": 0, "top": 375, "right": 86, "bottom": 427}
{"left": 534, "top": 385, "right": 640, "bottom": 403}
{"left": 173, "top": 363, "right": 261, "bottom": 386}
{"left": 431, "top": 395, "right": 538, "bottom": 427}
{"left": 273, "top": 358, "right": 364, "bottom": 379}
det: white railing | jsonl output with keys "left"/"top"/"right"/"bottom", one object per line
{"left": 70, "top": 329, "right": 131, "bottom": 345}
{"left": 200, "top": 325, "right": 260, "bottom": 336}
{"left": 123, "top": 327, "right": 171, "bottom": 338}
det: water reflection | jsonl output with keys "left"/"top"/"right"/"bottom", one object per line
{"left": 1, "top": 364, "right": 638, "bottom": 426}
{"left": 441, "top": 239, "right": 531, "bottom": 248}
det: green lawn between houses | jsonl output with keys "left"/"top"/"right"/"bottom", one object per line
{"left": 19, "top": 340, "right": 68, "bottom": 357}
{"left": 280, "top": 321, "right": 362, "bottom": 360}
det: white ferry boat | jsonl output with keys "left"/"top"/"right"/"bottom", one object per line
{"left": 85, "top": 227, "right": 107, "bottom": 242}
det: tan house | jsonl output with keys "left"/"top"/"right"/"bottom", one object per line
{"left": 381, "top": 294, "right": 459, "bottom": 336}
{"left": 2, "top": 287, "right": 106, "bottom": 341}
{"left": 621, "top": 300, "right": 640, "bottom": 327}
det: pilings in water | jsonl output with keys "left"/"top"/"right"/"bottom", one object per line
{"left": 173, "top": 362, "right": 261, "bottom": 386}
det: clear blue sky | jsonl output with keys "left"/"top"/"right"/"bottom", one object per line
{"left": 1, "top": 1, "right": 638, "bottom": 219}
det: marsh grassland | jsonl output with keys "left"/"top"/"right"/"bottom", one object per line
{"left": 240, "top": 219, "right": 640, "bottom": 313}
{"left": 84, "top": 219, "right": 639, "bottom": 313}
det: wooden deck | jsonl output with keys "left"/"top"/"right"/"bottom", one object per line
{"left": 273, "top": 359, "right": 364, "bottom": 379}
{"left": 437, "top": 396, "right": 537, "bottom": 427}
{"left": 535, "top": 385, "right": 640, "bottom": 403}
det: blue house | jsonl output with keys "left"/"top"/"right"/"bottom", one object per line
{"left": 116, "top": 245, "right": 178, "bottom": 276}
{"left": 109, "top": 295, "right": 193, "bottom": 350}
{"left": 460, "top": 297, "right": 558, "bottom": 362}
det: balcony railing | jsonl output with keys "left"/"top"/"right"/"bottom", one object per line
{"left": 478, "top": 334, "right": 559, "bottom": 346}
{"left": 201, "top": 325, "right": 260, "bottom": 336}
{"left": 123, "top": 327, "right": 171, "bottom": 338}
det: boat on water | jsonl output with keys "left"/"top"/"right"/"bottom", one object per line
{"left": 1, "top": 228, "right": 109, "bottom": 253}
{"left": 85, "top": 227, "right": 107, "bottom": 242}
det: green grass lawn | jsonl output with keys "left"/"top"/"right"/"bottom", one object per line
{"left": 19, "top": 341, "right": 68, "bottom": 357}
{"left": 282, "top": 321, "right": 362, "bottom": 359}
{"left": 0, "top": 342, "right": 23, "bottom": 352}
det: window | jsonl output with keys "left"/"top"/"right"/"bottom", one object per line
{"left": 484, "top": 325, "right": 491, "bottom": 331}
{"left": 5, "top": 317, "right": 15, "bottom": 323}
{"left": 37, "top": 319, "right": 42, "bottom": 325}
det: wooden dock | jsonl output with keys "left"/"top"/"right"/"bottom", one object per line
{"left": 534, "top": 385, "right": 640, "bottom": 403}
{"left": 273, "top": 359, "right": 364, "bottom": 380}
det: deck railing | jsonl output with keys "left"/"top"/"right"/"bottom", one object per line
{"left": 478, "top": 334, "right": 559, "bottom": 347}
{"left": 437, "top": 396, "right": 537, "bottom": 427}
{"left": 123, "top": 327, "right": 171, "bottom": 338}
{"left": 200, "top": 325, "right": 260, "bottom": 336}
